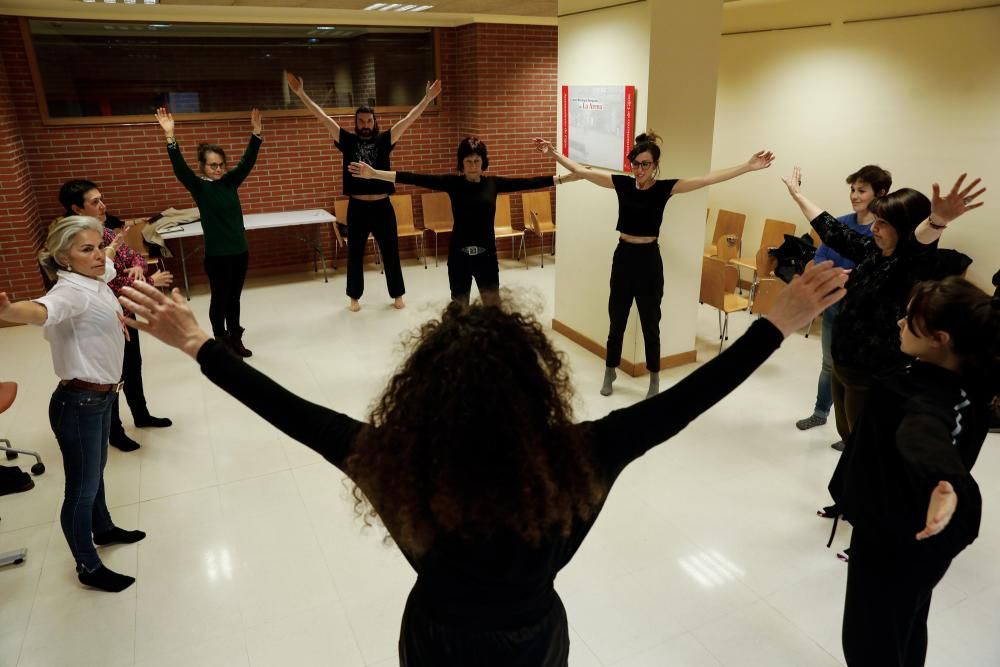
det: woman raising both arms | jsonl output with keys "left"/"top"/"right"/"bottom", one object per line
{"left": 535, "top": 133, "right": 774, "bottom": 398}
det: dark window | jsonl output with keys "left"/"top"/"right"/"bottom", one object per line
{"left": 25, "top": 19, "right": 437, "bottom": 122}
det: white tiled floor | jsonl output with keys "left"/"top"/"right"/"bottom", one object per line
{"left": 1, "top": 256, "right": 998, "bottom": 666}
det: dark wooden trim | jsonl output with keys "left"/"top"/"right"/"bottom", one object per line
{"left": 551, "top": 318, "right": 697, "bottom": 375}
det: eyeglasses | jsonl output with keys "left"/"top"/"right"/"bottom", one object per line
{"left": 205, "top": 162, "right": 226, "bottom": 171}
{"left": 630, "top": 160, "right": 654, "bottom": 170}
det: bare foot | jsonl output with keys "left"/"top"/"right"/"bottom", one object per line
{"left": 349, "top": 299, "right": 361, "bottom": 312}
{"left": 393, "top": 297, "right": 406, "bottom": 310}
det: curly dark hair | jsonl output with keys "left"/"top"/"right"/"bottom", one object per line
{"left": 345, "top": 296, "right": 606, "bottom": 557}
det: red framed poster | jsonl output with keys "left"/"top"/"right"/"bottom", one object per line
{"left": 561, "top": 85, "right": 637, "bottom": 172}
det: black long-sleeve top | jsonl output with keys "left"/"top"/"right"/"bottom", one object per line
{"left": 166, "top": 135, "right": 261, "bottom": 257}
{"left": 810, "top": 211, "right": 971, "bottom": 373}
{"left": 829, "top": 361, "right": 989, "bottom": 563}
{"left": 196, "top": 318, "right": 785, "bottom": 645}
{"left": 395, "top": 172, "right": 553, "bottom": 253}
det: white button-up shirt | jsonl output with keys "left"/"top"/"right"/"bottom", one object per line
{"left": 33, "top": 260, "right": 125, "bottom": 384}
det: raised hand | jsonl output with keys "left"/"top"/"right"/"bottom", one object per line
{"left": 765, "top": 260, "right": 848, "bottom": 337}
{"left": 748, "top": 150, "right": 775, "bottom": 171}
{"left": 119, "top": 281, "right": 211, "bottom": 359}
{"left": 930, "top": 173, "right": 986, "bottom": 227}
{"left": 532, "top": 137, "right": 554, "bottom": 156}
{"left": 781, "top": 166, "right": 803, "bottom": 197}
{"left": 285, "top": 71, "right": 304, "bottom": 94}
{"left": 425, "top": 79, "right": 442, "bottom": 101}
{"left": 154, "top": 107, "right": 175, "bottom": 136}
{"left": 150, "top": 270, "right": 174, "bottom": 288}
{"left": 251, "top": 108, "right": 262, "bottom": 135}
{"left": 916, "top": 481, "right": 957, "bottom": 540}
{"left": 348, "top": 161, "right": 375, "bottom": 179}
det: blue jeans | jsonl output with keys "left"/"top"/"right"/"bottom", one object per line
{"left": 811, "top": 302, "right": 838, "bottom": 418}
{"left": 49, "top": 385, "right": 117, "bottom": 571}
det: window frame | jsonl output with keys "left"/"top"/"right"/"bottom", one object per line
{"left": 20, "top": 17, "right": 443, "bottom": 127}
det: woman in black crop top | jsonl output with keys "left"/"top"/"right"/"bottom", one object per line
{"left": 537, "top": 132, "right": 774, "bottom": 398}
{"left": 119, "top": 262, "right": 847, "bottom": 667}
{"left": 350, "top": 137, "right": 579, "bottom": 305}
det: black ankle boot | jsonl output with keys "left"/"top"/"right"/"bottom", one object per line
{"left": 229, "top": 328, "right": 252, "bottom": 358}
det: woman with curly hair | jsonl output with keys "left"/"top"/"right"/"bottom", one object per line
{"left": 118, "top": 261, "right": 846, "bottom": 665}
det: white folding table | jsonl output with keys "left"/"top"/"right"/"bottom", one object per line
{"left": 159, "top": 209, "right": 337, "bottom": 299}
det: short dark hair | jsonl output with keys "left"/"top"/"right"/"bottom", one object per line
{"left": 869, "top": 188, "right": 930, "bottom": 240}
{"left": 58, "top": 179, "right": 99, "bottom": 215}
{"left": 456, "top": 137, "right": 489, "bottom": 172}
{"left": 627, "top": 130, "right": 662, "bottom": 164}
{"left": 197, "top": 143, "right": 227, "bottom": 165}
{"left": 846, "top": 165, "right": 892, "bottom": 196}
{"left": 907, "top": 276, "right": 1000, "bottom": 395}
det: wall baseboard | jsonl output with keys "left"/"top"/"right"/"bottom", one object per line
{"left": 551, "top": 319, "right": 697, "bottom": 376}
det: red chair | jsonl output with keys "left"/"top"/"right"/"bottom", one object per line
{"left": 1, "top": 382, "right": 46, "bottom": 475}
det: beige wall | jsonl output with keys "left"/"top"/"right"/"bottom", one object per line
{"left": 709, "top": 3, "right": 1000, "bottom": 289}
{"left": 555, "top": 1, "right": 723, "bottom": 370}
{"left": 555, "top": 1, "right": 650, "bottom": 361}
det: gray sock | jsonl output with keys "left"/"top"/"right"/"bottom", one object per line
{"left": 646, "top": 372, "right": 660, "bottom": 399}
{"left": 600, "top": 367, "right": 617, "bottom": 396}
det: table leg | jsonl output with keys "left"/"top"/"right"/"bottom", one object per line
{"left": 178, "top": 237, "right": 191, "bottom": 300}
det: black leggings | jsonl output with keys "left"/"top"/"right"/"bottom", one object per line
{"left": 842, "top": 528, "right": 951, "bottom": 666}
{"left": 204, "top": 251, "right": 248, "bottom": 336}
{"left": 110, "top": 323, "right": 150, "bottom": 437}
{"left": 346, "top": 197, "right": 405, "bottom": 300}
{"left": 606, "top": 241, "right": 663, "bottom": 372}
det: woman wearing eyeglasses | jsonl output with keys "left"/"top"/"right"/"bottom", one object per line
{"left": 154, "top": 107, "right": 262, "bottom": 358}
{"left": 535, "top": 133, "right": 774, "bottom": 398}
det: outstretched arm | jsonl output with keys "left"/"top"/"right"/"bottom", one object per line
{"left": 0, "top": 292, "right": 47, "bottom": 326}
{"left": 119, "top": 282, "right": 363, "bottom": 467}
{"left": 914, "top": 173, "right": 986, "bottom": 245}
{"left": 349, "top": 162, "right": 397, "bottom": 183}
{"left": 286, "top": 72, "right": 342, "bottom": 137}
{"left": 533, "top": 138, "right": 615, "bottom": 189}
{"left": 155, "top": 107, "right": 200, "bottom": 192}
{"left": 672, "top": 150, "right": 775, "bottom": 195}
{"left": 781, "top": 165, "right": 824, "bottom": 221}
{"left": 390, "top": 80, "right": 442, "bottom": 145}
{"left": 224, "top": 109, "right": 264, "bottom": 188}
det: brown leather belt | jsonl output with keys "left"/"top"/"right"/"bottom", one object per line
{"left": 59, "top": 379, "right": 123, "bottom": 393}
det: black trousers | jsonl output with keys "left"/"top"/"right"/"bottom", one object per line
{"left": 346, "top": 197, "right": 405, "bottom": 300}
{"left": 605, "top": 241, "right": 664, "bottom": 372}
{"left": 447, "top": 250, "right": 500, "bottom": 305}
{"left": 842, "top": 529, "right": 951, "bottom": 667}
{"left": 109, "top": 324, "right": 150, "bottom": 439}
{"left": 204, "top": 251, "right": 249, "bottom": 337}
{"left": 831, "top": 363, "right": 874, "bottom": 443}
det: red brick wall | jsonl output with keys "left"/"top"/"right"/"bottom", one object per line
{"left": 0, "top": 18, "right": 558, "bottom": 297}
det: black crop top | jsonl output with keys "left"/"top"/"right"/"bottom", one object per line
{"left": 335, "top": 128, "right": 396, "bottom": 196}
{"left": 612, "top": 174, "right": 679, "bottom": 236}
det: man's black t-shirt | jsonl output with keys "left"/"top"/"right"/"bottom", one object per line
{"left": 335, "top": 127, "right": 395, "bottom": 196}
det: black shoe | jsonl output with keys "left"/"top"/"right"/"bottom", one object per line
{"left": 109, "top": 433, "right": 140, "bottom": 452}
{"left": 836, "top": 547, "right": 851, "bottom": 563}
{"left": 229, "top": 328, "right": 253, "bottom": 358}
{"left": 830, "top": 440, "right": 845, "bottom": 451}
{"left": 134, "top": 415, "right": 172, "bottom": 428}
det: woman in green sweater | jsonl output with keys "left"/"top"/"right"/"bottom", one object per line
{"left": 154, "top": 107, "right": 262, "bottom": 357}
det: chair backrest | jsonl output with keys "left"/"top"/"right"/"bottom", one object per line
{"left": 421, "top": 192, "right": 454, "bottom": 229}
{"left": 390, "top": 194, "right": 417, "bottom": 232}
{"left": 700, "top": 256, "right": 729, "bottom": 310}
{"left": 521, "top": 191, "right": 553, "bottom": 229}
{"left": 0, "top": 381, "right": 17, "bottom": 414}
{"left": 759, "top": 218, "right": 797, "bottom": 251}
{"left": 711, "top": 209, "right": 746, "bottom": 245}
{"left": 755, "top": 245, "right": 778, "bottom": 277}
{"left": 494, "top": 194, "right": 512, "bottom": 229}
{"left": 750, "top": 277, "right": 785, "bottom": 316}
{"left": 123, "top": 219, "right": 149, "bottom": 254}
{"left": 334, "top": 199, "right": 349, "bottom": 225}
{"left": 715, "top": 234, "right": 740, "bottom": 263}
